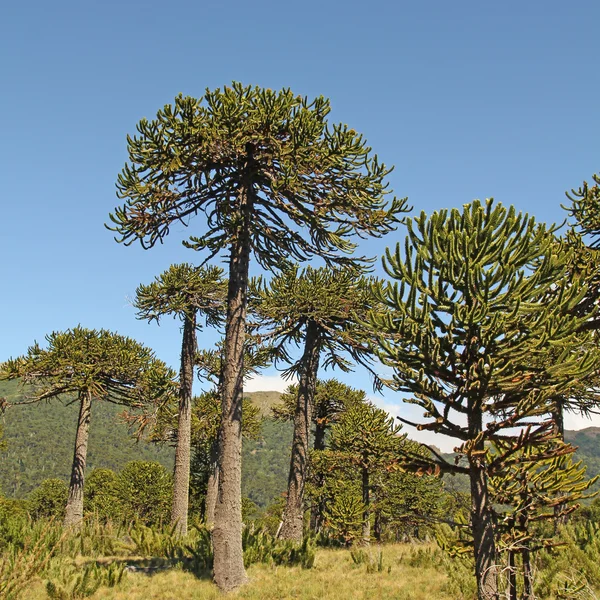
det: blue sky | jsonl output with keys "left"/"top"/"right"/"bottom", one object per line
{"left": 2, "top": 1, "right": 599, "bottom": 449}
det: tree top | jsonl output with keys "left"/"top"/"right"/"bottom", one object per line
{"left": 108, "top": 82, "right": 410, "bottom": 269}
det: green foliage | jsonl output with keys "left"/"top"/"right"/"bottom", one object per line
{"left": 242, "top": 527, "right": 316, "bottom": 569}
{"left": 118, "top": 461, "right": 173, "bottom": 526}
{"left": 109, "top": 82, "right": 408, "bottom": 268}
{"left": 535, "top": 522, "right": 600, "bottom": 598}
{"left": 330, "top": 402, "right": 403, "bottom": 469}
{"left": 350, "top": 548, "right": 389, "bottom": 573}
{"left": 84, "top": 468, "right": 121, "bottom": 522}
{"left": 372, "top": 199, "right": 595, "bottom": 440}
{"left": 28, "top": 479, "right": 69, "bottom": 520}
{"left": 0, "top": 381, "right": 175, "bottom": 498}
{"left": 134, "top": 263, "right": 227, "bottom": 325}
{"left": 272, "top": 378, "right": 367, "bottom": 445}
{"left": 321, "top": 489, "right": 364, "bottom": 545}
{"left": 0, "top": 520, "right": 66, "bottom": 600}
{"left": 0, "top": 496, "right": 29, "bottom": 548}
{"left": 45, "top": 562, "right": 126, "bottom": 599}
{"left": 0, "top": 327, "right": 176, "bottom": 409}
{"left": 251, "top": 266, "right": 381, "bottom": 377}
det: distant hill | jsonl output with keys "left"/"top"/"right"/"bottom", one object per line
{"left": 1, "top": 378, "right": 598, "bottom": 505}
{"left": 566, "top": 427, "right": 600, "bottom": 486}
{"left": 0, "top": 380, "right": 289, "bottom": 505}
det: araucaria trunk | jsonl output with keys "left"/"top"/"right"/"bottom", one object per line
{"left": 63, "top": 390, "right": 92, "bottom": 528}
{"left": 279, "top": 320, "right": 321, "bottom": 542}
{"left": 361, "top": 464, "right": 370, "bottom": 544}
{"left": 212, "top": 170, "right": 253, "bottom": 592}
{"left": 468, "top": 405, "right": 498, "bottom": 600}
{"left": 204, "top": 437, "right": 219, "bottom": 528}
{"left": 171, "top": 313, "right": 197, "bottom": 536}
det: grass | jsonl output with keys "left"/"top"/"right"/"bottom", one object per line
{"left": 22, "top": 544, "right": 455, "bottom": 600}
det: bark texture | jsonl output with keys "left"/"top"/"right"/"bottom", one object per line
{"left": 63, "top": 391, "right": 92, "bottom": 528}
{"left": 468, "top": 407, "right": 499, "bottom": 600}
{"left": 279, "top": 320, "right": 320, "bottom": 542}
{"left": 212, "top": 170, "right": 253, "bottom": 592}
{"left": 171, "top": 313, "right": 197, "bottom": 536}
{"left": 204, "top": 438, "right": 219, "bottom": 528}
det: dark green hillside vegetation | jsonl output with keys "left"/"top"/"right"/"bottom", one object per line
{"left": 0, "top": 380, "right": 175, "bottom": 498}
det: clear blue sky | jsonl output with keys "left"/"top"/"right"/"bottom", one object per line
{"left": 2, "top": 1, "right": 599, "bottom": 448}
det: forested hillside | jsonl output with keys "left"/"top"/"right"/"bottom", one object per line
{"left": 0, "top": 380, "right": 291, "bottom": 504}
{"left": 3, "top": 377, "right": 599, "bottom": 505}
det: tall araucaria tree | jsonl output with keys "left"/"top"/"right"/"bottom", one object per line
{"left": 251, "top": 266, "right": 381, "bottom": 541}
{"left": 0, "top": 327, "right": 176, "bottom": 529}
{"left": 134, "top": 263, "right": 227, "bottom": 536}
{"left": 107, "top": 83, "right": 408, "bottom": 591}
{"left": 370, "top": 199, "right": 596, "bottom": 600}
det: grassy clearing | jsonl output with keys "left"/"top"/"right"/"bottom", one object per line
{"left": 22, "top": 544, "right": 454, "bottom": 600}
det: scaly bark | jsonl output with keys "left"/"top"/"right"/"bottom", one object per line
{"left": 212, "top": 163, "right": 253, "bottom": 592}
{"left": 63, "top": 390, "right": 92, "bottom": 528}
{"left": 204, "top": 437, "right": 219, "bottom": 528}
{"left": 468, "top": 406, "right": 499, "bottom": 600}
{"left": 171, "top": 313, "right": 197, "bottom": 536}
{"left": 279, "top": 320, "right": 320, "bottom": 542}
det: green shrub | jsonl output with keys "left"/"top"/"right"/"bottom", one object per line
{"left": 242, "top": 526, "right": 316, "bottom": 569}
{"left": 84, "top": 468, "right": 121, "bottom": 522}
{"left": 45, "top": 561, "right": 126, "bottom": 599}
{"left": 118, "top": 461, "right": 172, "bottom": 527}
{"left": 28, "top": 479, "right": 68, "bottom": 520}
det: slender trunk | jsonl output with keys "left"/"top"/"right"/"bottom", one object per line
{"left": 522, "top": 543, "right": 533, "bottom": 600}
{"left": 279, "top": 320, "right": 321, "bottom": 542}
{"left": 373, "top": 509, "right": 382, "bottom": 543}
{"left": 212, "top": 163, "right": 253, "bottom": 592}
{"left": 309, "top": 418, "right": 327, "bottom": 532}
{"left": 63, "top": 391, "right": 92, "bottom": 528}
{"left": 204, "top": 437, "right": 219, "bottom": 528}
{"left": 361, "top": 464, "right": 370, "bottom": 545}
{"left": 519, "top": 488, "right": 534, "bottom": 600}
{"left": 468, "top": 406, "right": 498, "bottom": 600}
{"left": 507, "top": 549, "right": 517, "bottom": 600}
{"left": 171, "top": 313, "right": 197, "bottom": 536}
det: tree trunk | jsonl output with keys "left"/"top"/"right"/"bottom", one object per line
{"left": 171, "top": 313, "right": 197, "bottom": 536}
{"left": 212, "top": 166, "right": 253, "bottom": 592}
{"left": 279, "top": 320, "right": 321, "bottom": 542}
{"left": 361, "top": 464, "right": 370, "bottom": 545}
{"left": 468, "top": 407, "right": 498, "bottom": 600}
{"left": 204, "top": 437, "right": 219, "bottom": 528}
{"left": 63, "top": 390, "right": 92, "bottom": 528}
{"left": 522, "top": 542, "right": 533, "bottom": 600}
{"left": 374, "top": 510, "right": 382, "bottom": 542}
{"left": 507, "top": 549, "right": 517, "bottom": 600}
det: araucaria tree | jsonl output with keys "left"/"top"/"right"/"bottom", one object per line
{"left": 329, "top": 402, "right": 403, "bottom": 544}
{"left": 272, "top": 378, "right": 368, "bottom": 532}
{"left": 107, "top": 82, "right": 407, "bottom": 591}
{"left": 252, "top": 266, "right": 379, "bottom": 541}
{"left": 134, "top": 263, "right": 227, "bottom": 536}
{"left": 0, "top": 327, "right": 175, "bottom": 529}
{"left": 370, "top": 199, "right": 596, "bottom": 600}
